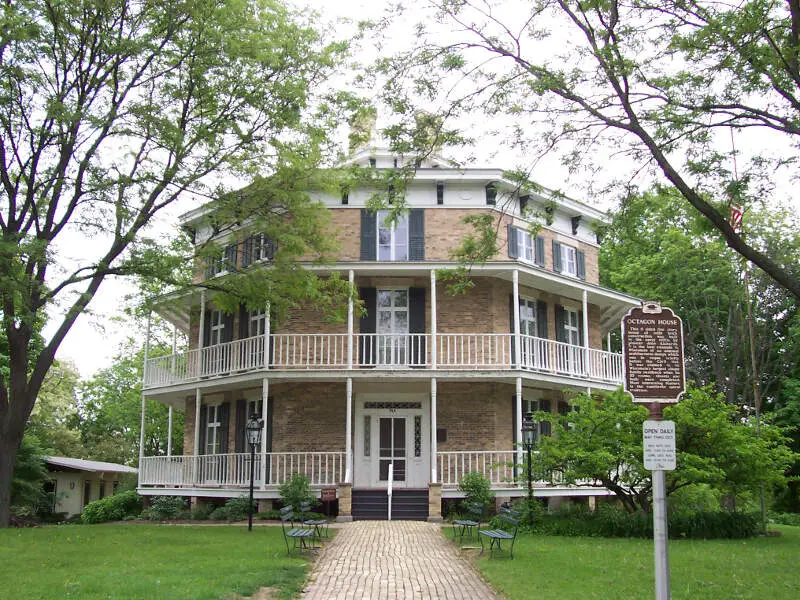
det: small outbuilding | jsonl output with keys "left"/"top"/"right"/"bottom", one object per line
{"left": 45, "top": 456, "right": 138, "bottom": 518}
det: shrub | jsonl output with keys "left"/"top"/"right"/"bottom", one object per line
{"left": 223, "top": 496, "right": 252, "bottom": 521}
{"left": 148, "top": 496, "right": 186, "bottom": 520}
{"left": 458, "top": 472, "right": 494, "bottom": 511}
{"left": 770, "top": 512, "right": 800, "bottom": 527}
{"left": 82, "top": 491, "right": 143, "bottom": 524}
{"left": 279, "top": 473, "right": 313, "bottom": 510}
{"left": 191, "top": 503, "right": 215, "bottom": 521}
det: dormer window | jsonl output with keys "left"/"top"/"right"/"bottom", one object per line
{"left": 485, "top": 183, "right": 497, "bottom": 206}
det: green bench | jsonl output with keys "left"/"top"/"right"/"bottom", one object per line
{"left": 300, "top": 500, "right": 330, "bottom": 543}
{"left": 479, "top": 508, "right": 520, "bottom": 559}
{"left": 280, "top": 505, "right": 315, "bottom": 555}
{"left": 452, "top": 502, "right": 485, "bottom": 544}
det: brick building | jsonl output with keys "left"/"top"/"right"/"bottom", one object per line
{"left": 137, "top": 143, "right": 639, "bottom": 520}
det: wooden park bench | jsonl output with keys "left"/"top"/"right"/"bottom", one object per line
{"left": 452, "top": 502, "right": 484, "bottom": 544}
{"left": 280, "top": 505, "right": 315, "bottom": 555}
{"left": 479, "top": 508, "right": 520, "bottom": 559}
{"left": 300, "top": 500, "right": 330, "bottom": 543}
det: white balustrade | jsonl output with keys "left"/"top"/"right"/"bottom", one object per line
{"left": 437, "top": 451, "right": 518, "bottom": 487}
{"left": 142, "top": 333, "right": 623, "bottom": 388}
{"left": 138, "top": 452, "right": 345, "bottom": 488}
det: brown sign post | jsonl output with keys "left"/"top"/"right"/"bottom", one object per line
{"left": 622, "top": 302, "right": 685, "bottom": 600}
{"left": 622, "top": 302, "right": 685, "bottom": 404}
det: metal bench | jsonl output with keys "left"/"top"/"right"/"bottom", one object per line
{"left": 479, "top": 509, "right": 520, "bottom": 558}
{"left": 300, "top": 500, "right": 330, "bottom": 542}
{"left": 280, "top": 505, "right": 315, "bottom": 555}
{"left": 452, "top": 502, "right": 484, "bottom": 544}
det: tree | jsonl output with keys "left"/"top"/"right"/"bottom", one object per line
{"left": 600, "top": 186, "right": 800, "bottom": 407}
{"left": 0, "top": 0, "right": 352, "bottom": 526}
{"left": 376, "top": 0, "right": 800, "bottom": 300}
{"left": 25, "top": 360, "right": 84, "bottom": 458}
{"left": 533, "top": 387, "right": 795, "bottom": 512}
{"left": 77, "top": 341, "right": 182, "bottom": 465}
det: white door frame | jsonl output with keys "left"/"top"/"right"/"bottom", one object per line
{"left": 353, "top": 393, "right": 430, "bottom": 489}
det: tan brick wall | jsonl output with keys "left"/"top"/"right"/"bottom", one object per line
{"left": 270, "top": 382, "right": 347, "bottom": 451}
{"left": 437, "top": 382, "right": 512, "bottom": 452}
{"left": 327, "top": 208, "right": 361, "bottom": 261}
{"left": 184, "top": 396, "right": 196, "bottom": 455}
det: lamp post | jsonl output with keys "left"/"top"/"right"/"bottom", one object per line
{"left": 521, "top": 411, "right": 537, "bottom": 525}
{"left": 246, "top": 415, "right": 263, "bottom": 532}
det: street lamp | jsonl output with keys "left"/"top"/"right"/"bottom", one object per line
{"left": 521, "top": 412, "right": 538, "bottom": 525}
{"left": 246, "top": 415, "right": 263, "bottom": 532}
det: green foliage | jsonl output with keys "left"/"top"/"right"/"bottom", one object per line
{"left": 81, "top": 491, "right": 143, "bottom": 524}
{"left": 770, "top": 512, "right": 800, "bottom": 527}
{"left": 279, "top": 473, "right": 314, "bottom": 509}
{"left": 25, "top": 360, "right": 84, "bottom": 457}
{"left": 533, "top": 386, "right": 796, "bottom": 513}
{"left": 457, "top": 471, "right": 494, "bottom": 509}
{"left": 527, "top": 504, "right": 760, "bottom": 539}
{"left": 10, "top": 436, "right": 49, "bottom": 511}
{"left": 190, "top": 503, "right": 215, "bottom": 521}
{"left": 77, "top": 341, "right": 183, "bottom": 465}
{"left": 147, "top": 496, "right": 186, "bottom": 521}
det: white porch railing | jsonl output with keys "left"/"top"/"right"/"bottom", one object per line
{"left": 437, "top": 451, "right": 518, "bottom": 487}
{"left": 143, "top": 333, "right": 623, "bottom": 388}
{"left": 138, "top": 452, "right": 345, "bottom": 488}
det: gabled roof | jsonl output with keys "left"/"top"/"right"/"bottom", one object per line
{"left": 45, "top": 456, "right": 138, "bottom": 474}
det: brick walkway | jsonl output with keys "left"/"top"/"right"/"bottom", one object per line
{"left": 301, "top": 521, "right": 501, "bottom": 600}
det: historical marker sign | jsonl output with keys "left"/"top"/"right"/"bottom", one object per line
{"left": 643, "top": 420, "right": 677, "bottom": 471}
{"left": 622, "top": 302, "right": 685, "bottom": 403}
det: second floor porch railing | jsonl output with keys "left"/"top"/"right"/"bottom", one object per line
{"left": 143, "top": 333, "right": 623, "bottom": 388}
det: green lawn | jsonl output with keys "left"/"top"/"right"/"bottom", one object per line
{"left": 467, "top": 525, "right": 800, "bottom": 600}
{"left": 0, "top": 524, "right": 310, "bottom": 600}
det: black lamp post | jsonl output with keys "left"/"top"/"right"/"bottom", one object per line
{"left": 521, "top": 412, "right": 537, "bottom": 525}
{"left": 246, "top": 415, "right": 263, "bottom": 532}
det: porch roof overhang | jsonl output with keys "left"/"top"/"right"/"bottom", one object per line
{"left": 148, "top": 260, "right": 640, "bottom": 336}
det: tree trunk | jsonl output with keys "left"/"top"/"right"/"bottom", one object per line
{"left": 0, "top": 433, "right": 22, "bottom": 528}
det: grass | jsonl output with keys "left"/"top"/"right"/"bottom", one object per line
{"left": 460, "top": 525, "right": 800, "bottom": 600}
{"left": 0, "top": 524, "right": 311, "bottom": 600}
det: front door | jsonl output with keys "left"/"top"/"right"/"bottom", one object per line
{"left": 354, "top": 394, "right": 430, "bottom": 489}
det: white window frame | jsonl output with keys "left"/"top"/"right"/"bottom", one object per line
{"left": 209, "top": 310, "right": 225, "bottom": 346}
{"left": 251, "top": 233, "right": 273, "bottom": 263}
{"left": 377, "top": 210, "right": 409, "bottom": 261}
{"left": 518, "top": 297, "right": 537, "bottom": 337}
{"left": 523, "top": 398, "right": 552, "bottom": 438}
{"left": 564, "top": 308, "right": 581, "bottom": 346}
{"left": 376, "top": 288, "right": 409, "bottom": 364}
{"left": 515, "top": 228, "right": 535, "bottom": 263}
{"left": 248, "top": 308, "right": 268, "bottom": 337}
{"left": 206, "top": 404, "right": 223, "bottom": 455}
{"left": 560, "top": 243, "right": 578, "bottom": 277}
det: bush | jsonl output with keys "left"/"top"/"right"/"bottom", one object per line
{"left": 82, "top": 491, "right": 143, "bottom": 524}
{"left": 191, "top": 503, "right": 215, "bottom": 521}
{"left": 770, "top": 512, "right": 800, "bottom": 527}
{"left": 148, "top": 496, "right": 186, "bottom": 520}
{"left": 525, "top": 504, "right": 760, "bottom": 539}
{"left": 223, "top": 496, "right": 252, "bottom": 521}
{"left": 279, "top": 473, "right": 313, "bottom": 510}
{"left": 458, "top": 472, "right": 494, "bottom": 511}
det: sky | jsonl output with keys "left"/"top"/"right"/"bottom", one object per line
{"left": 47, "top": 0, "right": 800, "bottom": 379}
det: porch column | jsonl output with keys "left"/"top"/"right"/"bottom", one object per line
{"left": 193, "top": 388, "right": 202, "bottom": 485}
{"left": 167, "top": 406, "right": 173, "bottom": 457}
{"left": 430, "top": 269, "right": 437, "bottom": 369}
{"left": 582, "top": 290, "right": 590, "bottom": 377}
{"left": 263, "top": 302, "right": 271, "bottom": 369}
{"left": 170, "top": 325, "right": 177, "bottom": 379}
{"left": 139, "top": 312, "right": 152, "bottom": 465}
{"left": 513, "top": 269, "right": 521, "bottom": 369}
{"left": 261, "top": 378, "right": 269, "bottom": 488}
{"left": 345, "top": 377, "right": 353, "bottom": 483}
{"left": 347, "top": 269, "right": 354, "bottom": 369}
{"left": 516, "top": 377, "right": 523, "bottom": 468}
{"left": 198, "top": 290, "right": 206, "bottom": 348}
{"left": 430, "top": 378, "right": 438, "bottom": 482}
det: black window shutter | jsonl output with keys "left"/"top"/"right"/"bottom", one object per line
{"left": 536, "top": 300, "right": 548, "bottom": 338}
{"left": 409, "top": 209, "right": 425, "bottom": 261}
{"left": 224, "top": 244, "right": 237, "bottom": 270}
{"left": 235, "top": 399, "right": 246, "bottom": 453}
{"left": 507, "top": 225, "right": 518, "bottom": 259}
{"left": 360, "top": 209, "right": 377, "bottom": 260}
{"left": 576, "top": 250, "right": 586, "bottom": 280}
{"left": 436, "top": 182, "right": 444, "bottom": 205}
{"left": 578, "top": 311, "right": 585, "bottom": 346}
{"left": 266, "top": 397, "right": 274, "bottom": 453}
{"left": 409, "top": 287, "right": 426, "bottom": 366}
{"left": 509, "top": 294, "right": 516, "bottom": 363}
{"left": 202, "top": 308, "right": 211, "bottom": 347}
{"left": 241, "top": 237, "right": 252, "bottom": 268}
{"left": 558, "top": 401, "right": 570, "bottom": 415}
{"left": 238, "top": 304, "right": 249, "bottom": 339}
{"left": 222, "top": 312, "right": 234, "bottom": 343}
{"left": 359, "top": 287, "right": 377, "bottom": 365}
{"left": 535, "top": 236, "right": 545, "bottom": 267}
{"left": 552, "top": 241, "right": 562, "bottom": 273}
{"left": 218, "top": 402, "right": 230, "bottom": 454}
{"left": 511, "top": 397, "right": 518, "bottom": 478}
{"left": 555, "top": 304, "right": 567, "bottom": 343}
{"left": 540, "top": 399, "right": 552, "bottom": 436}
{"left": 198, "top": 404, "right": 207, "bottom": 455}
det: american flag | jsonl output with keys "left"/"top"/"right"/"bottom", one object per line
{"left": 729, "top": 203, "right": 743, "bottom": 232}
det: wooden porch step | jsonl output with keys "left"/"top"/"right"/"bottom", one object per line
{"left": 351, "top": 489, "right": 429, "bottom": 521}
